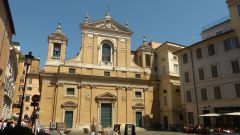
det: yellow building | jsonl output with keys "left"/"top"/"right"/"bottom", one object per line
{"left": 12, "top": 50, "right": 40, "bottom": 119}
{"left": 0, "top": 0, "right": 16, "bottom": 118}
{"left": 174, "top": 0, "right": 240, "bottom": 127}
{"left": 39, "top": 12, "right": 159, "bottom": 130}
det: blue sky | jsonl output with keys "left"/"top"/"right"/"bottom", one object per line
{"left": 9, "top": 0, "right": 228, "bottom": 67}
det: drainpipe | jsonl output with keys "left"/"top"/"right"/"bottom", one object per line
{"left": 189, "top": 48, "right": 200, "bottom": 125}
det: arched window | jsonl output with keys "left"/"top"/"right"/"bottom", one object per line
{"left": 102, "top": 43, "right": 111, "bottom": 62}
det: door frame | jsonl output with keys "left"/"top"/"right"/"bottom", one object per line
{"left": 99, "top": 102, "right": 114, "bottom": 128}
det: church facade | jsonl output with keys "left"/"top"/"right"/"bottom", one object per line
{"left": 39, "top": 12, "right": 160, "bottom": 130}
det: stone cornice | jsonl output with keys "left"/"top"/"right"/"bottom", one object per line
{"left": 40, "top": 72, "right": 156, "bottom": 84}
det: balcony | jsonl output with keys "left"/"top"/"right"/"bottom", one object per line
{"left": 202, "top": 15, "right": 230, "bottom": 32}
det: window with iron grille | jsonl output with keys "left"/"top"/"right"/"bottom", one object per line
{"left": 135, "top": 91, "right": 142, "bottom": 98}
{"left": 66, "top": 88, "right": 75, "bottom": 96}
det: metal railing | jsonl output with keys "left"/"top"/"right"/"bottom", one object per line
{"left": 202, "top": 15, "right": 230, "bottom": 32}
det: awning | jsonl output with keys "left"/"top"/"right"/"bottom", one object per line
{"left": 223, "top": 112, "right": 240, "bottom": 116}
{"left": 199, "top": 113, "right": 221, "bottom": 117}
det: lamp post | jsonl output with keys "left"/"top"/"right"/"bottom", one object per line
{"left": 17, "top": 52, "right": 34, "bottom": 126}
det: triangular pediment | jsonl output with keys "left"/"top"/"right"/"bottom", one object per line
{"left": 96, "top": 92, "right": 117, "bottom": 100}
{"left": 132, "top": 103, "right": 145, "bottom": 109}
{"left": 81, "top": 18, "right": 132, "bottom": 34}
{"left": 61, "top": 101, "right": 77, "bottom": 108}
{"left": 48, "top": 32, "right": 68, "bottom": 41}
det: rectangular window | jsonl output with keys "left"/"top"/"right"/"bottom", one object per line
{"left": 238, "top": 5, "right": 240, "bottom": 16}
{"left": 25, "top": 96, "right": 30, "bottom": 102}
{"left": 182, "top": 53, "right": 188, "bottom": 64}
{"left": 186, "top": 91, "right": 192, "bottom": 103}
{"left": 214, "top": 86, "right": 222, "bottom": 99}
{"left": 231, "top": 60, "right": 240, "bottom": 74}
{"left": 69, "top": 68, "right": 76, "bottom": 74}
{"left": 174, "top": 64, "right": 179, "bottom": 74}
{"left": 224, "top": 37, "right": 240, "bottom": 51}
{"left": 135, "top": 74, "right": 141, "bottom": 79}
{"left": 184, "top": 72, "right": 190, "bottom": 83}
{"left": 104, "top": 71, "right": 110, "bottom": 77}
{"left": 66, "top": 88, "right": 75, "bottom": 96}
{"left": 26, "top": 106, "right": 29, "bottom": 111}
{"left": 198, "top": 68, "right": 205, "bottom": 80}
{"left": 188, "top": 112, "right": 194, "bottom": 125}
{"left": 201, "top": 88, "right": 208, "bottom": 101}
{"left": 139, "top": 56, "right": 143, "bottom": 67}
{"left": 28, "top": 78, "right": 32, "bottom": 84}
{"left": 145, "top": 54, "right": 151, "bottom": 67}
{"left": 196, "top": 48, "right": 202, "bottom": 59}
{"left": 235, "top": 83, "right": 240, "bottom": 98}
{"left": 27, "top": 87, "right": 32, "bottom": 90}
{"left": 18, "top": 95, "right": 23, "bottom": 104}
{"left": 53, "top": 43, "right": 61, "bottom": 58}
{"left": 163, "top": 96, "right": 167, "bottom": 106}
{"left": 207, "top": 44, "right": 215, "bottom": 56}
{"left": 135, "top": 91, "right": 142, "bottom": 98}
{"left": 211, "top": 65, "right": 218, "bottom": 78}
{"left": 20, "top": 79, "right": 24, "bottom": 83}
{"left": 19, "top": 86, "right": 24, "bottom": 91}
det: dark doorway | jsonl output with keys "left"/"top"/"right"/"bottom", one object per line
{"left": 135, "top": 112, "right": 142, "bottom": 127}
{"left": 163, "top": 116, "right": 168, "bottom": 130}
{"left": 101, "top": 103, "right": 112, "bottom": 128}
{"left": 202, "top": 110, "right": 211, "bottom": 127}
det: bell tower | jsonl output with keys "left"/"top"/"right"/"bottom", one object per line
{"left": 46, "top": 23, "right": 68, "bottom": 65}
{"left": 135, "top": 37, "right": 154, "bottom": 69}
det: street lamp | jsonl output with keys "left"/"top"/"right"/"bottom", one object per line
{"left": 17, "top": 52, "right": 34, "bottom": 126}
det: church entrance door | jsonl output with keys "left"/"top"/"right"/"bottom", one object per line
{"left": 101, "top": 103, "right": 112, "bottom": 128}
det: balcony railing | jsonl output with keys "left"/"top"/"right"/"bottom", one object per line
{"left": 202, "top": 15, "right": 230, "bottom": 32}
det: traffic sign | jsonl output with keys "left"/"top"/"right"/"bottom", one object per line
{"left": 30, "top": 102, "right": 39, "bottom": 106}
{"left": 50, "top": 122, "right": 57, "bottom": 130}
{"left": 32, "top": 95, "right": 40, "bottom": 102}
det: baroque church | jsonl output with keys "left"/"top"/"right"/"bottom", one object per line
{"left": 39, "top": 11, "right": 160, "bottom": 130}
